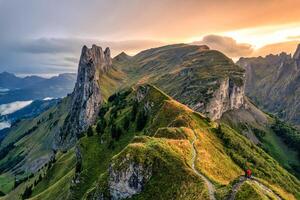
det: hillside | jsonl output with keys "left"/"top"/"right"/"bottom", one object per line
{"left": 2, "top": 85, "right": 299, "bottom": 200}
{"left": 113, "top": 44, "right": 245, "bottom": 120}
{"left": 0, "top": 97, "right": 71, "bottom": 195}
{"left": 0, "top": 44, "right": 299, "bottom": 199}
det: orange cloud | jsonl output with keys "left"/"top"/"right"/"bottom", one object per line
{"left": 192, "top": 35, "right": 253, "bottom": 57}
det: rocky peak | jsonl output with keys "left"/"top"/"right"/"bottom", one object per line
{"left": 80, "top": 45, "right": 112, "bottom": 73}
{"left": 293, "top": 44, "right": 300, "bottom": 60}
{"left": 55, "top": 45, "right": 112, "bottom": 149}
{"left": 114, "top": 52, "right": 131, "bottom": 62}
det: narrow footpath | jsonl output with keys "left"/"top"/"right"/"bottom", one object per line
{"left": 190, "top": 132, "right": 216, "bottom": 200}
{"left": 228, "top": 176, "right": 282, "bottom": 200}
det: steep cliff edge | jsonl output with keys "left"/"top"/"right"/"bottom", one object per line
{"left": 202, "top": 78, "right": 245, "bottom": 120}
{"left": 55, "top": 45, "right": 112, "bottom": 149}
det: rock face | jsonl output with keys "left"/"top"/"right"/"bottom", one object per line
{"left": 293, "top": 44, "right": 300, "bottom": 67}
{"left": 202, "top": 78, "right": 245, "bottom": 120}
{"left": 56, "top": 45, "right": 112, "bottom": 149}
{"left": 108, "top": 160, "right": 152, "bottom": 200}
{"left": 237, "top": 44, "right": 300, "bottom": 128}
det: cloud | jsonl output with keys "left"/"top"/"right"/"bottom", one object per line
{"left": 0, "top": 37, "right": 164, "bottom": 75}
{"left": 0, "top": 100, "right": 33, "bottom": 115}
{"left": 192, "top": 35, "right": 253, "bottom": 57}
{"left": 0, "top": 121, "right": 10, "bottom": 130}
{"left": 1, "top": 0, "right": 300, "bottom": 74}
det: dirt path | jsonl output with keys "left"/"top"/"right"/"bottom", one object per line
{"left": 252, "top": 178, "right": 282, "bottom": 200}
{"left": 227, "top": 176, "right": 282, "bottom": 200}
{"left": 228, "top": 177, "right": 246, "bottom": 200}
{"left": 190, "top": 134, "right": 216, "bottom": 200}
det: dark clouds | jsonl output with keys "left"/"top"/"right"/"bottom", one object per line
{"left": 0, "top": 37, "right": 164, "bottom": 74}
{"left": 192, "top": 35, "right": 253, "bottom": 57}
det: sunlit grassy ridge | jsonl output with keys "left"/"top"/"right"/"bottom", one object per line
{"left": 113, "top": 44, "right": 245, "bottom": 109}
{"left": 70, "top": 84, "right": 299, "bottom": 199}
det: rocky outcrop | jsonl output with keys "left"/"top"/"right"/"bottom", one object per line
{"left": 293, "top": 44, "right": 300, "bottom": 67}
{"left": 193, "top": 78, "right": 245, "bottom": 120}
{"left": 205, "top": 78, "right": 244, "bottom": 120}
{"left": 108, "top": 159, "right": 152, "bottom": 200}
{"left": 55, "top": 45, "right": 112, "bottom": 149}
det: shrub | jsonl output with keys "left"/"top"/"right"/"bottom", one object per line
{"left": 96, "top": 120, "right": 106, "bottom": 135}
{"left": 111, "top": 124, "right": 123, "bottom": 140}
{"left": 87, "top": 126, "right": 94, "bottom": 137}
{"left": 21, "top": 185, "right": 32, "bottom": 199}
{"left": 123, "top": 116, "right": 130, "bottom": 130}
{"left": 131, "top": 101, "right": 139, "bottom": 122}
{"left": 136, "top": 109, "right": 148, "bottom": 131}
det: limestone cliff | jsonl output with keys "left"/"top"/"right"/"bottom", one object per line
{"left": 108, "top": 159, "right": 152, "bottom": 200}
{"left": 55, "top": 45, "right": 112, "bottom": 149}
{"left": 200, "top": 78, "right": 245, "bottom": 120}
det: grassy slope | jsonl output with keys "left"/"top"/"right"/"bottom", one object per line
{"left": 221, "top": 99, "right": 300, "bottom": 178}
{"left": 0, "top": 149, "right": 75, "bottom": 200}
{"left": 235, "top": 181, "right": 275, "bottom": 200}
{"left": 72, "top": 85, "right": 299, "bottom": 200}
{"left": 114, "top": 44, "right": 300, "bottom": 181}
{"left": 0, "top": 97, "right": 71, "bottom": 195}
{"left": 3, "top": 84, "right": 298, "bottom": 200}
{"left": 29, "top": 150, "right": 76, "bottom": 200}
{"left": 114, "top": 44, "right": 245, "bottom": 109}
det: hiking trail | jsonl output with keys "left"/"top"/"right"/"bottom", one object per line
{"left": 228, "top": 176, "right": 282, "bottom": 200}
{"left": 190, "top": 130, "right": 216, "bottom": 200}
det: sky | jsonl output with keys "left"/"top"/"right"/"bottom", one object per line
{"left": 1, "top": 0, "right": 300, "bottom": 76}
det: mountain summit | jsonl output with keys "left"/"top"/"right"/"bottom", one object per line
{"left": 57, "top": 45, "right": 112, "bottom": 148}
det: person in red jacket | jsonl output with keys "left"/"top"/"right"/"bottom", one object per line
{"left": 245, "top": 169, "right": 252, "bottom": 178}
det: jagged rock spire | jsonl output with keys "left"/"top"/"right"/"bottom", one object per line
{"left": 293, "top": 44, "right": 300, "bottom": 60}
{"left": 56, "top": 45, "right": 112, "bottom": 149}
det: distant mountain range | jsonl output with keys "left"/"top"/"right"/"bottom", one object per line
{"left": 0, "top": 72, "right": 76, "bottom": 104}
{"left": 237, "top": 44, "right": 300, "bottom": 129}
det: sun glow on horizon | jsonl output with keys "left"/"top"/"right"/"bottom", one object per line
{"left": 186, "top": 22, "right": 300, "bottom": 50}
{"left": 222, "top": 22, "right": 300, "bottom": 49}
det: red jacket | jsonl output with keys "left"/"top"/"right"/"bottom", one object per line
{"left": 246, "top": 169, "right": 252, "bottom": 176}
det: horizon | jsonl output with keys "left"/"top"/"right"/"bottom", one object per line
{"left": 1, "top": 0, "right": 300, "bottom": 75}
{"left": 1, "top": 41, "right": 300, "bottom": 78}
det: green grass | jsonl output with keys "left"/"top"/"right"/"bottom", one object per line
{"left": 0, "top": 97, "right": 72, "bottom": 197}
{"left": 235, "top": 181, "right": 266, "bottom": 200}
{"left": 221, "top": 103, "right": 300, "bottom": 179}
{"left": 81, "top": 85, "right": 299, "bottom": 199}
{"left": 215, "top": 123, "right": 300, "bottom": 199}
{"left": 0, "top": 173, "right": 14, "bottom": 194}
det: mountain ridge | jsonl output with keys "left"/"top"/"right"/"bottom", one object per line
{"left": 0, "top": 44, "right": 299, "bottom": 200}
